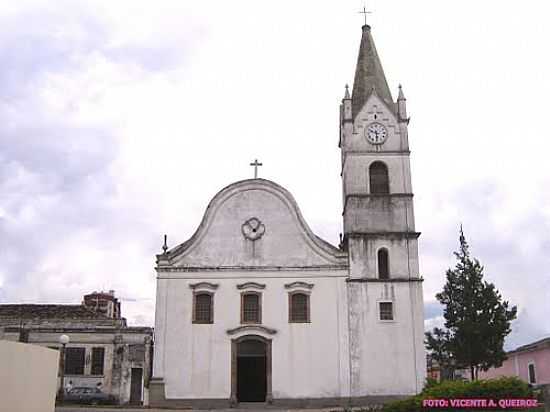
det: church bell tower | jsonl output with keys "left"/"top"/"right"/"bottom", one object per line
{"left": 340, "top": 24, "right": 425, "bottom": 395}
{"left": 340, "top": 23, "right": 417, "bottom": 281}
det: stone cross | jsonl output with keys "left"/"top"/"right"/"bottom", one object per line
{"left": 358, "top": 5, "right": 372, "bottom": 26}
{"left": 250, "top": 159, "right": 263, "bottom": 179}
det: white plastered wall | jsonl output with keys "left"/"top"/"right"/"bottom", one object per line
{"left": 158, "top": 271, "right": 350, "bottom": 400}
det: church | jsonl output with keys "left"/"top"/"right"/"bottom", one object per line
{"left": 150, "top": 23, "right": 426, "bottom": 408}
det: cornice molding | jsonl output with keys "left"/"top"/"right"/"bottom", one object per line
{"left": 345, "top": 231, "right": 421, "bottom": 240}
{"left": 226, "top": 325, "right": 277, "bottom": 336}
{"left": 189, "top": 282, "right": 219, "bottom": 291}
{"left": 346, "top": 277, "right": 423, "bottom": 283}
{"left": 284, "top": 281, "right": 314, "bottom": 290}
{"left": 157, "top": 264, "right": 349, "bottom": 273}
{"left": 236, "top": 282, "right": 266, "bottom": 290}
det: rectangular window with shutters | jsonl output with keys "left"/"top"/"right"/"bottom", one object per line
{"left": 528, "top": 363, "right": 536, "bottom": 384}
{"left": 241, "top": 292, "right": 261, "bottom": 324}
{"left": 193, "top": 292, "right": 214, "bottom": 324}
{"left": 91, "top": 347, "right": 105, "bottom": 375}
{"left": 289, "top": 292, "right": 310, "bottom": 323}
{"left": 65, "top": 347, "right": 85, "bottom": 375}
{"left": 379, "top": 301, "right": 394, "bottom": 321}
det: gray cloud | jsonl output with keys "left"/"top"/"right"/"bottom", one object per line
{"left": 0, "top": 2, "right": 192, "bottom": 324}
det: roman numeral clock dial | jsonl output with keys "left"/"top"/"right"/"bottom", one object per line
{"left": 365, "top": 122, "right": 388, "bottom": 145}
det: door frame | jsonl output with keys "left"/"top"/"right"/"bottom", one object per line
{"left": 230, "top": 335, "right": 272, "bottom": 405}
{"left": 129, "top": 367, "right": 143, "bottom": 404}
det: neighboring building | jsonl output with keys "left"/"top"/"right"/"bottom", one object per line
{"left": 83, "top": 290, "right": 121, "bottom": 319}
{"left": 479, "top": 337, "right": 550, "bottom": 386}
{"left": 151, "top": 23, "right": 425, "bottom": 408}
{"left": 0, "top": 292, "right": 153, "bottom": 405}
{"left": 426, "top": 355, "right": 470, "bottom": 382}
{"left": 426, "top": 355, "right": 441, "bottom": 382}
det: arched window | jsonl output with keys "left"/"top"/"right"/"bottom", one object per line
{"left": 193, "top": 293, "right": 213, "bottom": 324}
{"left": 241, "top": 293, "right": 261, "bottom": 324}
{"left": 378, "top": 248, "right": 389, "bottom": 279}
{"left": 289, "top": 293, "right": 310, "bottom": 323}
{"left": 369, "top": 161, "right": 389, "bottom": 194}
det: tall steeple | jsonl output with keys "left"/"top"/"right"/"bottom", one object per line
{"left": 351, "top": 25, "right": 393, "bottom": 118}
{"left": 339, "top": 20, "right": 426, "bottom": 397}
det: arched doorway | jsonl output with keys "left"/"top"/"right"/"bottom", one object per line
{"left": 231, "top": 335, "right": 272, "bottom": 404}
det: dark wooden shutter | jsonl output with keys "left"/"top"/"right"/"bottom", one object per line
{"left": 369, "top": 162, "right": 389, "bottom": 194}
{"left": 194, "top": 293, "right": 213, "bottom": 323}
{"left": 290, "top": 293, "right": 309, "bottom": 323}
{"left": 65, "top": 347, "right": 85, "bottom": 375}
{"left": 242, "top": 294, "right": 260, "bottom": 323}
{"left": 91, "top": 347, "right": 105, "bottom": 375}
{"left": 528, "top": 364, "right": 536, "bottom": 384}
{"left": 379, "top": 302, "right": 394, "bottom": 321}
{"left": 378, "top": 249, "right": 389, "bottom": 279}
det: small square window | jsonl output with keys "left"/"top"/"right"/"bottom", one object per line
{"left": 379, "top": 302, "right": 394, "bottom": 321}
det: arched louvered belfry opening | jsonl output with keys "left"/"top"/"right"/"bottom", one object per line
{"left": 378, "top": 248, "right": 389, "bottom": 279}
{"left": 369, "top": 161, "right": 389, "bottom": 194}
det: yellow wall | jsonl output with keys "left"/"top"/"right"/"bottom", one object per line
{"left": 0, "top": 340, "right": 59, "bottom": 412}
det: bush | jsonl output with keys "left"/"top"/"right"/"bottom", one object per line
{"left": 382, "top": 377, "right": 532, "bottom": 412}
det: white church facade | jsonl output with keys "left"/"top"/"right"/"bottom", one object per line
{"left": 150, "top": 24, "right": 426, "bottom": 408}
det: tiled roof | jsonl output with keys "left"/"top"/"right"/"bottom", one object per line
{"left": 0, "top": 304, "right": 110, "bottom": 320}
{"left": 351, "top": 25, "right": 394, "bottom": 119}
{"left": 510, "top": 336, "right": 550, "bottom": 354}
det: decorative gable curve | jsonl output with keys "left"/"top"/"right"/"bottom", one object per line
{"left": 158, "top": 179, "right": 348, "bottom": 269}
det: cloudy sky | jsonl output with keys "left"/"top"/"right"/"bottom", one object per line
{"left": 1, "top": 0, "right": 549, "bottom": 349}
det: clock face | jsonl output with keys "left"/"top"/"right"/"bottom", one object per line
{"left": 366, "top": 122, "right": 388, "bottom": 145}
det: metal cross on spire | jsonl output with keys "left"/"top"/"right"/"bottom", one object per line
{"left": 250, "top": 159, "right": 263, "bottom": 179}
{"left": 358, "top": 4, "right": 372, "bottom": 26}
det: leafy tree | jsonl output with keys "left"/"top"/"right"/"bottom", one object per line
{"left": 425, "top": 327, "right": 455, "bottom": 380}
{"left": 427, "top": 227, "right": 517, "bottom": 381}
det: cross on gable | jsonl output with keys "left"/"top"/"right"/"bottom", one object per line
{"left": 358, "top": 5, "right": 372, "bottom": 26}
{"left": 250, "top": 159, "right": 263, "bottom": 179}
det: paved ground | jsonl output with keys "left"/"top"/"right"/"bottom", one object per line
{"left": 56, "top": 408, "right": 344, "bottom": 412}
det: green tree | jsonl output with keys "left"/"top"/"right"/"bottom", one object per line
{"left": 425, "top": 327, "right": 455, "bottom": 380}
{"left": 428, "top": 227, "right": 517, "bottom": 381}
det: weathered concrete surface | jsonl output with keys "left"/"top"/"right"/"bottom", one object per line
{"left": 0, "top": 301, "right": 153, "bottom": 405}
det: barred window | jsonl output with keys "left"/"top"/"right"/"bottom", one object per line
{"left": 193, "top": 293, "right": 213, "bottom": 324}
{"left": 65, "top": 347, "right": 85, "bottom": 375}
{"left": 378, "top": 248, "right": 389, "bottom": 279}
{"left": 289, "top": 293, "right": 310, "bottom": 323}
{"left": 241, "top": 293, "right": 261, "bottom": 324}
{"left": 91, "top": 347, "right": 105, "bottom": 375}
{"left": 369, "top": 161, "right": 389, "bottom": 194}
{"left": 528, "top": 363, "right": 536, "bottom": 384}
{"left": 379, "top": 302, "right": 394, "bottom": 321}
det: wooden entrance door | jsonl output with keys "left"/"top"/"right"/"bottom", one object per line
{"left": 237, "top": 340, "right": 267, "bottom": 401}
{"left": 129, "top": 368, "right": 143, "bottom": 404}
{"left": 231, "top": 336, "right": 272, "bottom": 404}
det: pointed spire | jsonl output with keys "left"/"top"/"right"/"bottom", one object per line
{"left": 397, "top": 83, "right": 408, "bottom": 122}
{"left": 398, "top": 84, "right": 406, "bottom": 101}
{"left": 344, "top": 84, "right": 351, "bottom": 99}
{"left": 351, "top": 25, "right": 393, "bottom": 118}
